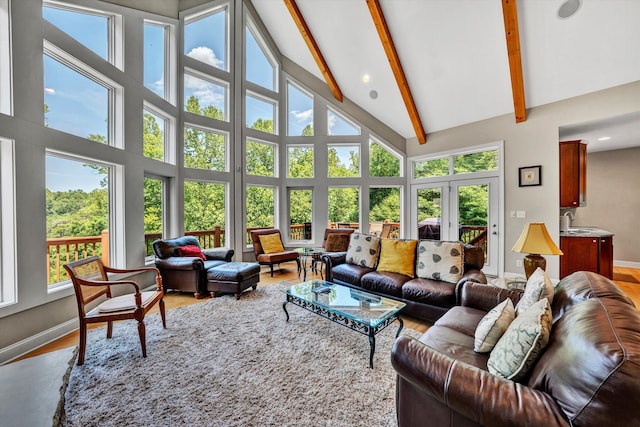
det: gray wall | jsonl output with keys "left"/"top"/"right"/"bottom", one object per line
{"left": 406, "top": 81, "right": 640, "bottom": 279}
{"left": 573, "top": 147, "right": 640, "bottom": 265}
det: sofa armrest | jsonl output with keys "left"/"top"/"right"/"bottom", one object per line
{"left": 459, "top": 268, "right": 487, "bottom": 285}
{"left": 155, "top": 257, "right": 204, "bottom": 271}
{"left": 321, "top": 252, "right": 347, "bottom": 281}
{"left": 455, "top": 281, "right": 523, "bottom": 311}
{"left": 202, "top": 247, "right": 234, "bottom": 262}
{"left": 391, "top": 336, "right": 569, "bottom": 427}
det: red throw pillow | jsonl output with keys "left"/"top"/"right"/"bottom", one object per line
{"left": 177, "top": 245, "right": 206, "bottom": 260}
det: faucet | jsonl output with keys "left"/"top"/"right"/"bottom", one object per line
{"left": 564, "top": 211, "right": 575, "bottom": 228}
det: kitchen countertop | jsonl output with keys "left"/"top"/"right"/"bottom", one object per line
{"left": 560, "top": 227, "right": 614, "bottom": 237}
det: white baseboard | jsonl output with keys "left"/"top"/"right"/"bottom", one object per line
{"left": 614, "top": 260, "right": 640, "bottom": 269}
{"left": 0, "top": 319, "right": 77, "bottom": 365}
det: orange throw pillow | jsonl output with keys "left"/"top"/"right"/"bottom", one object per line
{"left": 259, "top": 233, "right": 285, "bottom": 254}
{"left": 376, "top": 239, "right": 417, "bottom": 277}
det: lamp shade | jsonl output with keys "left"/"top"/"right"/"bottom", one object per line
{"left": 512, "top": 223, "right": 563, "bottom": 255}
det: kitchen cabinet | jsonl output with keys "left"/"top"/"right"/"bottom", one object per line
{"left": 560, "top": 140, "right": 587, "bottom": 207}
{"left": 560, "top": 235, "right": 613, "bottom": 279}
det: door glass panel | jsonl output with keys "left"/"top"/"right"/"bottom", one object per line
{"left": 417, "top": 188, "right": 442, "bottom": 240}
{"left": 457, "top": 184, "right": 489, "bottom": 263}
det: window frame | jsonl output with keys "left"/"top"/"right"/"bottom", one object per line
{"left": 0, "top": 137, "right": 17, "bottom": 308}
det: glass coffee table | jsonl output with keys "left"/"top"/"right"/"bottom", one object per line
{"left": 282, "top": 280, "right": 406, "bottom": 368}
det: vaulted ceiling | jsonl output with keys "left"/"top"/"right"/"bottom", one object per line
{"left": 251, "top": 0, "right": 640, "bottom": 145}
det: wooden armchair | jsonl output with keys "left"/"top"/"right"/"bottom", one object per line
{"left": 250, "top": 228, "right": 300, "bottom": 277}
{"left": 64, "top": 256, "right": 166, "bottom": 365}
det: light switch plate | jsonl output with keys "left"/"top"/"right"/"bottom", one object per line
{"left": 516, "top": 211, "right": 526, "bottom": 218}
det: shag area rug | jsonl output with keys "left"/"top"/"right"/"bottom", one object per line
{"left": 61, "top": 281, "right": 420, "bottom": 426}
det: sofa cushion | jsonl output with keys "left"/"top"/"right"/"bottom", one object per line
{"left": 488, "top": 298, "right": 552, "bottom": 382}
{"left": 474, "top": 298, "right": 515, "bottom": 353}
{"left": 516, "top": 267, "right": 554, "bottom": 315}
{"left": 177, "top": 245, "right": 206, "bottom": 260}
{"left": 360, "top": 270, "right": 410, "bottom": 298}
{"left": 419, "top": 317, "right": 490, "bottom": 370}
{"left": 330, "top": 263, "right": 374, "bottom": 287}
{"left": 402, "top": 278, "right": 456, "bottom": 308}
{"left": 416, "top": 240, "right": 463, "bottom": 283}
{"left": 377, "top": 239, "right": 417, "bottom": 277}
{"left": 346, "top": 233, "right": 381, "bottom": 268}
{"left": 258, "top": 233, "right": 285, "bottom": 254}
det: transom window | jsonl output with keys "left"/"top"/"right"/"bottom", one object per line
{"left": 184, "top": 6, "right": 228, "bottom": 71}
{"left": 287, "top": 81, "right": 313, "bottom": 136}
{"left": 327, "top": 107, "right": 360, "bottom": 136}
{"left": 144, "top": 21, "right": 169, "bottom": 99}
{"left": 413, "top": 148, "right": 499, "bottom": 179}
{"left": 245, "top": 22, "right": 277, "bottom": 91}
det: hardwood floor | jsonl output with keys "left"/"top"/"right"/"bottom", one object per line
{"left": 11, "top": 264, "right": 640, "bottom": 363}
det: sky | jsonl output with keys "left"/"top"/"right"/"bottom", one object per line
{"left": 42, "top": 5, "right": 356, "bottom": 191}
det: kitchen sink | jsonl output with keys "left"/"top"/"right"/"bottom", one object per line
{"left": 567, "top": 228, "right": 593, "bottom": 235}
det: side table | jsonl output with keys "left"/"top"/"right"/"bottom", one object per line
{"left": 489, "top": 276, "right": 527, "bottom": 291}
{"left": 296, "top": 247, "right": 324, "bottom": 281}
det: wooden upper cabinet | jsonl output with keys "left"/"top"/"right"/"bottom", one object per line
{"left": 559, "top": 140, "right": 587, "bottom": 207}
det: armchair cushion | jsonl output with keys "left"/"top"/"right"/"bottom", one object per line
{"left": 376, "top": 238, "right": 417, "bottom": 277}
{"left": 346, "top": 233, "right": 381, "bottom": 268}
{"left": 97, "top": 291, "right": 158, "bottom": 313}
{"left": 416, "top": 240, "right": 464, "bottom": 283}
{"left": 259, "top": 233, "right": 285, "bottom": 254}
{"left": 488, "top": 298, "right": 552, "bottom": 382}
{"left": 325, "top": 233, "right": 350, "bottom": 252}
{"left": 177, "top": 245, "right": 206, "bottom": 260}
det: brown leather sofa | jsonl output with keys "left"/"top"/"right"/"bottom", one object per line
{"left": 323, "top": 242, "right": 486, "bottom": 322}
{"left": 391, "top": 271, "right": 640, "bottom": 427}
{"left": 153, "top": 236, "right": 234, "bottom": 298}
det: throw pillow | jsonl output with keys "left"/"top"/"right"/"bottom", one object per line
{"left": 325, "top": 233, "right": 350, "bottom": 252}
{"left": 177, "top": 245, "right": 206, "bottom": 260}
{"left": 259, "top": 233, "right": 285, "bottom": 254}
{"left": 376, "top": 239, "right": 418, "bottom": 277}
{"left": 474, "top": 298, "right": 516, "bottom": 353}
{"left": 488, "top": 298, "right": 552, "bottom": 382}
{"left": 345, "top": 233, "right": 381, "bottom": 268}
{"left": 515, "top": 267, "right": 554, "bottom": 315}
{"left": 415, "top": 240, "right": 464, "bottom": 283}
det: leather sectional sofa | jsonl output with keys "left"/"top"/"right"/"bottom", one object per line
{"left": 323, "top": 239, "right": 487, "bottom": 322}
{"left": 391, "top": 271, "right": 640, "bottom": 427}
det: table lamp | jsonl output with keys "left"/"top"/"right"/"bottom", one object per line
{"left": 512, "top": 222, "right": 563, "bottom": 279}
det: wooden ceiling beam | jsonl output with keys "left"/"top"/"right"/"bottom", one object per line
{"left": 502, "top": 0, "right": 526, "bottom": 123}
{"left": 284, "top": 0, "right": 343, "bottom": 102}
{"left": 366, "top": 0, "right": 426, "bottom": 144}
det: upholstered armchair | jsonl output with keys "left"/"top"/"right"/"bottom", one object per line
{"left": 312, "top": 228, "right": 355, "bottom": 275}
{"left": 152, "top": 236, "right": 234, "bottom": 298}
{"left": 250, "top": 228, "right": 300, "bottom": 277}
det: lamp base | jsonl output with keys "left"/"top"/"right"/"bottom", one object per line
{"left": 523, "top": 254, "right": 546, "bottom": 279}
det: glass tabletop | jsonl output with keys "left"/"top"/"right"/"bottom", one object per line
{"left": 282, "top": 280, "right": 405, "bottom": 327}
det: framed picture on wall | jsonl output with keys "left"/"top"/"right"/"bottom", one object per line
{"left": 519, "top": 165, "right": 541, "bottom": 187}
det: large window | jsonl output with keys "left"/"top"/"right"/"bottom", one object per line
{"left": 46, "top": 154, "right": 111, "bottom": 287}
{"left": 184, "top": 6, "right": 228, "bottom": 71}
{"left": 327, "top": 107, "right": 360, "bottom": 136}
{"left": 287, "top": 82, "right": 313, "bottom": 136}
{"left": 370, "top": 138, "right": 401, "bottom": 177}
{"left": 144, "top": 21, "right": 169, "bottom": 99}
{"left": 246, "top": 185, "right": 275, "bottom": 243}
{"left": 328, "top": 145, "right": 360, "bottom": 178}
{"left": 144, "top": 176, "right": 164, "bottom": 258}
{"left": 184, "top": 125, "right": 227, "bottom": 171}
{"left": 184, "top": 181, "right": 227, "bottom": 244}
{"left": 287, "top": 145, "right": 313, "bottom": 178}
{"left": 184, "top": 71, "right": 228, "bottom": 120}
{"left": 43, "top": 4, "right": 109, "bottom": 61}
{"left": 245, "top": 23, "right": 276, "bottom": 91}
{"left": 246, "top": 93, "right": 276, "bottom": 133}
{"left": 328, "top": 186, "right": 360, "bottom": 229}
{"left": 0, "top": 137, "right": 16, "bottom": 307}
{"left": 289, "top": 188, "right": 312, "bottom": 241}
{"left": 369, "top": 187, "right": 401, "bottom": 237}
{"left": 143, "top": 106, "right": 166, "bottom": 161}
{"left": 246, "top": 139, "right": 275, "bottom": 177}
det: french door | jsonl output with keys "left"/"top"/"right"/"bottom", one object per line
{"left": 411, "top": 177, "right": 499, "bottom": 276}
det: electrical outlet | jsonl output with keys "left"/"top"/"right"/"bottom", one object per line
{"left": 516, "top": 211, "right": 526, "bottom": 219}
{"left": 516, "top": 260, "right": 523, "bottom": 267}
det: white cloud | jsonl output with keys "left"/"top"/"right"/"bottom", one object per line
{"left": 44, "top": 87, "right": 56, "bottom": 95}
{"left": 291, "top": 108, "right": 313, "bottom": 123}
{"left": 327, "top": 113, "right": 336, "bottom": 135}
{"left": 186, "top": 46, "right": 223, "bottom": 68}
{"left": 184, "top": 74, "right": 225, "bottom": 106}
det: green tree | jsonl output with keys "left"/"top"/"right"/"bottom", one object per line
{"left": 287, "top": 146, "right": 313, "bottom": 178}
{"left": 143, "top": 113, "right": 164, "bottom": 161}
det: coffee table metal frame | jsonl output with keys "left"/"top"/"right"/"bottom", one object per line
{"left": 282, "top": 280, "right": 405, "bottom": 368}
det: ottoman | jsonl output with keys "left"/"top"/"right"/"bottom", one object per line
{"left": 206, "top": 262, "right": 260, "bottom": 299}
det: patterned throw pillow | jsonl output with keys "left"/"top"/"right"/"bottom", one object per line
{"left": 474, "top": 298, "right": 516, "bottom": 353}
{"left": 345, "top": 233, "right": 381, "bottom": 268}
{"left": 515, "top": 267, "right": 554, "bottom": 315}
{"left": 488, "top": 298, "right": 552, "bottom": 382}
{"left": 376, "top": 239, "right": 418, "bottom": 277}
{"left": 258, "top": 233, "right": 285, "bottom": 254}
{"left": 415, "top": 240, "right": 464, "bottom": 283}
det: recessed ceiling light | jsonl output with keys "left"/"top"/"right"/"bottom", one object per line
{"left": 558, "top": 0, "right": 581, "bottom": 19}
{"left": 597, "top": 136, "right": 611, "bottom": 141}
{"left": 369, "top": 90, "right": 378, "bottom": 100}
{"left": 362, "top": 74, "right": 370, "bottom": 84}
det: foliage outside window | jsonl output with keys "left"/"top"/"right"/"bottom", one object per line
{"left": 143, "top": 108, "right": 165, "bottom": 161}
{"left": 287, "top": 82, "right": 313, "bottom": 136}
{"left": 184, "top": 125, "right": 226, "bottom": 171}
{"left": 184, "top": 181, "right": 226, "bottom": 238}
{"left": 453, "top": 150, "right": 498, "bottom": 174}
{"left": 289, "top": 189, "right": 312, "bottom": 241}
{"left": 246, "top": 185, "right": 275, "bottom": 244}
{"left": 413, "top": 157, "right": 449, "bottom": 179}
{"left": 458, "top": 184, "right": 489, "bottom": 226}
{"left": 417, "top": 188, "right": 443, "bottom": 222}
{"left": 245, "top": 23, "right": 276, "bottom": 91}
{"left": 246, "top": 93, "right": 276, "bottom": 134}
{"left": 287, "top": 145, "right": 313, "bottom": 178}
{"left": 369, "top": 187, "right": 400, "bottom": 224}
{"left": 328, "top": 145, "right": 359, "bottom": 178}
{"left": 43, "top": 53, "right": 109, "bottom": 143}
{"left": 144, "top": 176, "right": 164, "bottom": 256}
{"left": 328, "top": 187, "right": 359, "bottom": 227}
{"left": 184, "top": 72, "right": 227, "bottom": 120}
{"left": 184, "top": 7, "right": 227, "bottom": 71}
{"left": 327, "top": 107, "right": 360, "bottom": 136}
{"left": 370, "top": 139, "right": 400, "bottom": 177}
{"left": 246, "top": 139, "right": 275, "bottom": 177}
{"left": 143, "top": 21, "right": 167, "bottom": 99}
{"left": 43, "top": 5, "right": 109, "bottom": 61}
{"left": 46, "top": 154, "right": 110, "bottom": 285}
